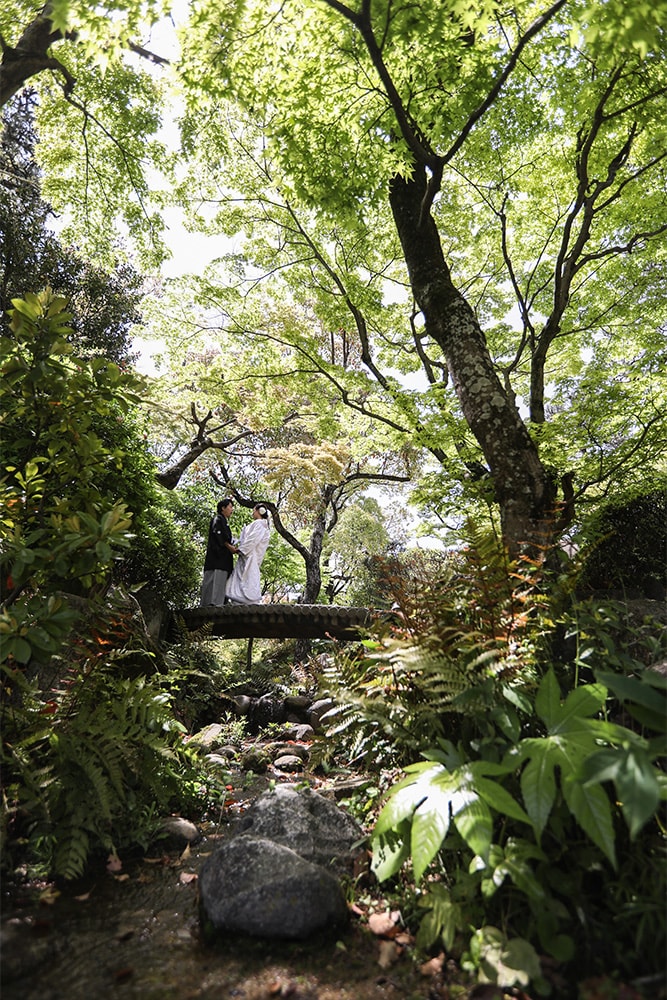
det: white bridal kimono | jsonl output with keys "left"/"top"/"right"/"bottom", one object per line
{"left": 226, "top": 518, "right": 270, "bottom": 604}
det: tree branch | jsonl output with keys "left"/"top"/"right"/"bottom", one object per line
{"left": 0, "top": 3, "right": 169, "bottom": 108}
{"left": 0, "top": 4, "right": 73, "bottom": 107}
{"left": 156, "top": 404, "right": 254, "bottom": 489}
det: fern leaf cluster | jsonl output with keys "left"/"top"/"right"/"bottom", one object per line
{"left": 322, "top": 530, "right": 549, "bottom": 767}
{"left": 1, "top": 603, "right": 206, "bottom": 880}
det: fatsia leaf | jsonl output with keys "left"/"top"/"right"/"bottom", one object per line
{"left": 596, "top": 670, "right": 667, "bottom": 718}
{"left": 535, "top": 669, "right": 561, "bottom": 729}
{"left": 628, "top": 705, "right": 667, "bottom": 734}
{"left": 579, "top": 748, "right": 621, "bottom": 784}
{"left": 517, "top": 739, "right": 557, "bottom": 838}
{"left": 562, "top": 778, "right": 616, "bottom": 868}
{"left": 473, "top": 776, "right": 532, "bottom": 827}
{"left": 371, "top": 822, "right": 411, "bottom": 881}
{"left": 411, "top": 782, "right": 452, "bottom": 883}
{"left": 373, "top": 764, "right": 433, "bottom": 837}
{"left": 555, "top": 683, "right": 607, "bottom": 730}
{"left": 615, "top": 748, "right": 661, "bottom": 838}
{"left": 451, "top": 790, "right": 493, "bottom": 860}
{"left": 582, "top": 745, "right": 661, "bottom": 838}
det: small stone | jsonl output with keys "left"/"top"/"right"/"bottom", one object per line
{"left": 240, "top": 748, "right": 271, "bottom": 773}
{"left": 308, "top": 698, "right": 335, "bottom": 730}
{"left": 283, "top": 723, "right": 316, "bottom": 741}
{"left": 266, "top": 742, "right": 310, "bottom": 761}
{"left": 188, "top": 723, "right": 224, "bottom": 749}
{"left": 273, "top": 755, "right": 304, "bottom": 772}
{"left": 284, "top": 695, "right": 312, "bottom": 711}
{"left": 158, "top": 816, "right": 201, "bottom": 847}
{"left": 205, "top": 753, "right": 232, "bottom": 768}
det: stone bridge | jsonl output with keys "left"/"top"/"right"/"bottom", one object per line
{"left": 171, "top": 603, "right": 381, "bottom": 641}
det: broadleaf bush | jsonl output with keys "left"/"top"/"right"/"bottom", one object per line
{"left": 326, "top": 531, "right": 667, "bottom": 993}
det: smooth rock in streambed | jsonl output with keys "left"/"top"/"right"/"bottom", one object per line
{"left": 199, "top": 834, "right": 348, "bottom": 939}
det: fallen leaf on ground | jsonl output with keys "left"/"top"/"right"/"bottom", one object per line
{"left": 38, "top": 886, "right": 60, "bottom": 905}
{"left": 420, "top": 953, "right": 445, "bottom": 976}
{"left": 74, "top": 891, "right": 92, "bottom": 902}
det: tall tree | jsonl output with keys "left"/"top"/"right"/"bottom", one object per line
{"left": 0, "top": 2, "right": 173, "bottom": 264}
{"left": 176, "top": 0, "right": 667, "bottom": 553}
{"left": 0, "top": 92, "right": 143, "bottom": 363}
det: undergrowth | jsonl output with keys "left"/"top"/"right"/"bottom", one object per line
{"left": 1, "top": 599, "right": 224, "bottom": 880}
{"left": 323, "top": 529, "right": 667, "bottom": 997}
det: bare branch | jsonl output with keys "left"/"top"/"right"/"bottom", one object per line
{"left": 128, "top": 42, "right": 170, "bottom": 66}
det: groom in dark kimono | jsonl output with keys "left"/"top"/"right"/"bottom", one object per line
{"left": 200, "top": 499, "right": 239, "bottom": 606}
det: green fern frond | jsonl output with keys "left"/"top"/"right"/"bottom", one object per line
{"left": 54, "top": 824, "right": 90, "bottom": 881}
{"left": 323, "top": 530, "right": 549, "bottom": 766}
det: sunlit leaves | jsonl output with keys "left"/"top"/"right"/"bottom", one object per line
{"left": 371, "top": 758, "right": 531, "bottom": 883}
{"left": 371, "top": 665, "right": 666, "bottom": 887}
{"left": 570, "top": 0, "right": 667, "bottom": 60}
{"left": 169, "top": 0, "right": 667, "bottom": 532}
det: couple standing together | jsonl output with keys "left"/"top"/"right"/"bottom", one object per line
{"left": 200, "top": 498, "right": 270, "bottom": 607}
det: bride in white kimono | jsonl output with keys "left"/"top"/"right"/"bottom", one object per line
{"left": 226, "top": 504, "right": 271, "bottom": 604}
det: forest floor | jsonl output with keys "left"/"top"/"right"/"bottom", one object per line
{"left": 3, "top": 706, "right": 661, "bottom": 1000}
{"left": 3, "top": 749, "right": 649, "bottom": 1000}
{"left": 1, "top": 756, "right": 469, "bottom": 1000}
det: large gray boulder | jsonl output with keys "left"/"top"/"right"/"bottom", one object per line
{"left": 199, "top": 834, "right": 348, "bottom": 939}
{"left": 236, "top": 785, "right": 364, "bottom": 872}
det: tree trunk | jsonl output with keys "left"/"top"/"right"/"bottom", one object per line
{"left": 302, "top": 519, "right": 325, "bottom": 604}
{"left": 0, "top": 6, "right": 71, "bottom": 108}
{"left": 388, "top": 166, "right": 556, "bottom": 554}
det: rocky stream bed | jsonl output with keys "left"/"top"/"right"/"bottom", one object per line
{"left": 1, "top": 717, "right": 448, "bottom": 1000}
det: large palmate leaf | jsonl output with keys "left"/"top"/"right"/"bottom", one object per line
{"left": 506, "top": 668, "right": 666, "bottom": 864}
{"left": 596, "top": 669, "right": 667, "bottom": 742}
{"left": 372, "top": 759, "right": 530, "bottom": 883}
{"left": 507, "top": 670, "right": 618, "bottom": 863}
{"left": 581, "top": 745, "right": 661, "bottom": 839}
{"left": 373, "top": 667, "right": 665, "bottom": 883}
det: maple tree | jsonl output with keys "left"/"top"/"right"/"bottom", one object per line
{"left": 173, "top": 0, "right": 667, "bottom": 551}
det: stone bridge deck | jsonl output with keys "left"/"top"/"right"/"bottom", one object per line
{"left": 172, "top": 603, "right": 379, "bottom": 641}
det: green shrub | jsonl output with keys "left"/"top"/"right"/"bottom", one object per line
{"left": 327, "top": 532, "right": 667, "bottom": 994}
{"left": 1, "top": 603, "right": 207, "bottom": 879}
{"left": 0, "top": 293, "right": 213, "bottom": 879}
{"left": 578, "top": 489, "right": 667, "bottom": 598}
